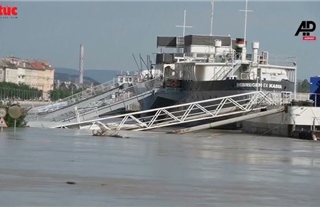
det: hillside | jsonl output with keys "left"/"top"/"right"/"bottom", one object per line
{"left": 54, "top": 68, "right": 134, "bottom": 84}
{"left": 54, "top": 72, "right": 100, "bottom": 85}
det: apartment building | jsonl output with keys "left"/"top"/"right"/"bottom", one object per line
{"left": 0, "top": 57, "right": 55, "bottom": 100}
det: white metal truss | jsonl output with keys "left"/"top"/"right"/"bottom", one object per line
{"left": 52, "top": 90, "right": 289, "bottom": 131}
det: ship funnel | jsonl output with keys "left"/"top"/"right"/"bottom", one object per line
{"left": 213, "top": 39, "right": 222, "bottom": 57}
{"left": 252, "top": 41, "right": 259, "bottom": 63}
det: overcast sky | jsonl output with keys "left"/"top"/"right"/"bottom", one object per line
{"left": 0, "top": 1, "right": 319, "bottom": 79}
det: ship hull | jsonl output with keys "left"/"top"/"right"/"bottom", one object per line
{"left": 140, "top": 79, "right": 294, "bottom": 129}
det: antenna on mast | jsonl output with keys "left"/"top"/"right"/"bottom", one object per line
{"left": 176, "top": 10, "right": 193, "bottom": 37}
{"left": 210, "top": 0, "right": 214, "bottom": 36}
{"left": 239, "top": 0, "right": 253, "bottom": 46}
{"left": 239, "top": 0, "right": 253, "bottom": 61}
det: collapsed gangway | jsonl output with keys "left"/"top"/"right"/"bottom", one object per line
{"left": 51, "top": 91, "right": 291, "bottom": 132}
{"left": 28, "top": 78, "right": 161, "bottom": 122}
{"left": 29, "top": 78, "right": 121, "bottom": 114}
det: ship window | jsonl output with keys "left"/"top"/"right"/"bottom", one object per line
{"left": 119, "top": 77, "right": 123, "bottom": 83}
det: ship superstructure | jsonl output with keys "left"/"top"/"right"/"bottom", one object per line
{"left": 141, "top": 1, "right": 297, "bottom": 113}
{"left": 141, "top": 34, "right": 296, "bottom": 110}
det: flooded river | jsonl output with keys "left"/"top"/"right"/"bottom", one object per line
{"left": 0, "top": 127, "right": 320, "bottom": 206}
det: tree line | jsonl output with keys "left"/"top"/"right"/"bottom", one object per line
{"left": 297, "top": 79, "right": 310, "bottom": 93}
{"left": 49, "top": 88, "right": 84, "bottom": 101}
{"left": 0, "top": 82, "right": 43, "bottom": 100}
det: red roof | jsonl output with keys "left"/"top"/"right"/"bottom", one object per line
{"left": 30, "top": 61, "right": 46, "bottom": 70}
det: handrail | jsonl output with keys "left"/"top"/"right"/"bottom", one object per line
{"left": 210, "top": 52, "right": 242, "bottom": 81}
{"left": 57, "top": 78, "right": 118, "bottom": 105}
{"left": 73, "top": 78, "right": 161, "bottom": 119}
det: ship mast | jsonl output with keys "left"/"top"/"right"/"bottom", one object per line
{"left": 176, "top": 10, "right": 193, "bottom": 54}
{"left": 239, "top": 0, "right": 253, "bottom": 61}
{"left": 176, "top": 10, "right": 193, "bottom": 37}
{"left": 210, "top": 0, "right": 214, "bottom": 36}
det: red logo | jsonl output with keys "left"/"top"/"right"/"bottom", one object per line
{"left": 0, "top": 4, "right": 18, "bottom": 18}
{"left": 302, "top": 36, "right": 317, "bottom": 41}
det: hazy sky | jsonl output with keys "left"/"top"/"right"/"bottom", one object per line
{"left": 0, "top": 1, "right": 319, "bottom": 79}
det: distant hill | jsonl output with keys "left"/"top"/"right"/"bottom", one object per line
{"left": 54, "top": 68, "right": 134, "bottom": 84}
{"left": 54, "top": 71, "right": 100, "bottom": 85}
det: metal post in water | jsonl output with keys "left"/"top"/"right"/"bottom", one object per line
{"left": 14, "top": 119, "right": 17, "bottom": 133}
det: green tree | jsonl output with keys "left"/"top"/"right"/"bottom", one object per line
{"left": 0, "top": 82, "right": 42, "bottom": 100}
{"left": 297, "top": 79, "right": 310, "bottom": 93}
{"left": 49, "top": 86, "right": 85, "bottom": 101}
{"left": 49, "top": 89, "right": 72, "bottom": 101}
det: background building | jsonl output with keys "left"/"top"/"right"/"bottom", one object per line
{"left": 0, "top": 56, "right": 55, "bottom": 100}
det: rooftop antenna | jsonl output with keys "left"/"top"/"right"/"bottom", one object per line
{"left": 210, "top": 0, "right": 214, "bottom": 36}
{"left": 176, "top": 10, "right": 193, "bottom": 37}
{"left": 239, "top": 0, "right": 253, "bottom": 60}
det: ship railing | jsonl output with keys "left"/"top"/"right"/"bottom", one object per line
{"left": 295, "top": 92, "right": 320, "bottom": 107}
{"left": 175, "top": 52, "right": 238, "bottom": 64}
{"left": 211, "top": 62, "right": 230, "bottom": 80}
{"left": 56, "top": 78, "right": 119, "bottom": 105}
{"left": 262, "top": 54, "right": 297, "bottom": 67}
{"left": 259, "top": 91, "right": 320, "bottom": 106}
{"left": 262, "top": 91, "right": 293, "bottom": 105}
{"left": 211, "top": 52, "right": 242, "bottom": 80}
{"left": 29, "top": 77, "right": 120, "bottom": 114}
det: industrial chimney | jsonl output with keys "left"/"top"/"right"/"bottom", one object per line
{"left": 79, "top": 44, "right": 84, "bottom": 85}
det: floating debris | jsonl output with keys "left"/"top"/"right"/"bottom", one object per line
{"left": 66, "top": 181, "right": 76, "bottom": 185}
{"left": 92, "top": 132, "right": 129, "bottom": 138}
{"left": 92, "top": 123, "right": 129, "bottom": 138}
